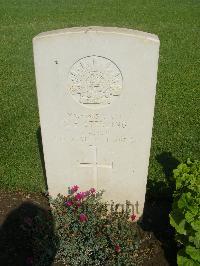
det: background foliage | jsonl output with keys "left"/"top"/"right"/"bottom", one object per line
{"left": 170, "top": 160, "right": 200, "bottom": 265}
{"left": 0, "top": 0, "right": 199, "bottom": 194}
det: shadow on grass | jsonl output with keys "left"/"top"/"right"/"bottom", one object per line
{"left": 0, "top": 202, "right": 57, "bottom": 266}
{"left": 141, "top": 152, "right": 180, "bottom": 266}
{"left": 36, "top": 127, "right": 48, "bottom": 191}
{"left": 156, "top": 152, "right": 180, "bottom": 180}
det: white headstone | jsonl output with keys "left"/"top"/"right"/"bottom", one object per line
{"left": 33, "top": 27, "right": 159, "bottom": 217}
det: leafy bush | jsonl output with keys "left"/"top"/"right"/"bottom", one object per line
{"left": 169, "top": 159, "right": 200, "bottom": 265}
{"left": 50, "top": 186, "right": 140, "bottom": 265}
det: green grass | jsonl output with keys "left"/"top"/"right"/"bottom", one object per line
{"left": 0, "top": 0, "right": 199, "bottom": 195}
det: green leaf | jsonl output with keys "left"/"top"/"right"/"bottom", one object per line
{"left": 170, "top": 212, "right": 186, "bottom": 235}
{"left": 178, "top": 255, "right": 199, "bottom": 266}
{"left": 189, "top": 232, "right": 200, "bottom": 249}
{"left": 178, "top": 250, "right": 200, "bottom": 266}
{"left": 185, "top": 211, "right": 195, "bottom": 223}
{"left": 186, "top": 246, "right": 200, "bottom": 262}
{"left": 191, "top": 221, "right": 200, "bottom": 232}
{"left": 178, "top": 193, "right": 191, "bottom": 209}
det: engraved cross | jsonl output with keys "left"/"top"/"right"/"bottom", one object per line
{"left": 79, "top": 145, "right": 113, "bottom": 188}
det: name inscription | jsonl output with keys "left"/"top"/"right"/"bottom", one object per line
{"left": 64, "top": 113, "right": 127, "bottom": 129}
{"left": 60, "top": 112, "right": 133, "bottom": 144}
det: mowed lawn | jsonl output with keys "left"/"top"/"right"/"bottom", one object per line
{"left": 0, "top": 0, "right": 199, "bottom": 196}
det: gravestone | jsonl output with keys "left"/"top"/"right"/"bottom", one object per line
{"left": 33, "top": 27, "right": 160, "bottom": 217}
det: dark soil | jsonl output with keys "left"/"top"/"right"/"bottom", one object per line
{"left": 0, "top": 190, "right": 177, "bottom": 266}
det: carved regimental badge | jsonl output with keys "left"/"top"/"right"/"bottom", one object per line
{"left": 68, "top": 55, "right": 123, "bottom": 108}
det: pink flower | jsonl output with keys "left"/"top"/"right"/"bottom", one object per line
{"left": 115, "top": 244, "right": 121, "bottom": 253}
{"left": 71, "top": 185, "right": 79, "bottom": 193}
{"left": 131, "top": 213, "right": 136, "bottom": 221}
{"left": 89, "top": 188, "right": 96, "bottom": 194}
{"left": 76, "top": 202, "right": 81, "bottom": 208}
{"left": 65, "top": 201, "right": 73, "bottom": 207}
{"left": 75, "top": 192, "right": 85, "bottom": 201}
{"left": 24, "top": 217, "right": 33, "bottom": 226}
{"left": 79, "top": 213, "right": 88, "bottom": 222}
{"left": 84, "top": 190, "right": 90, "bottom": 197}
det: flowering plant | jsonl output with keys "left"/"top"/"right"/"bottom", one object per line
{"left": 50, "top": 185, "right": 140, "bottom": 265}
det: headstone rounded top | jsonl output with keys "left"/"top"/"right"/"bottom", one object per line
{"left": 33, "top": 26, "right": 159, "bottom": 44}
